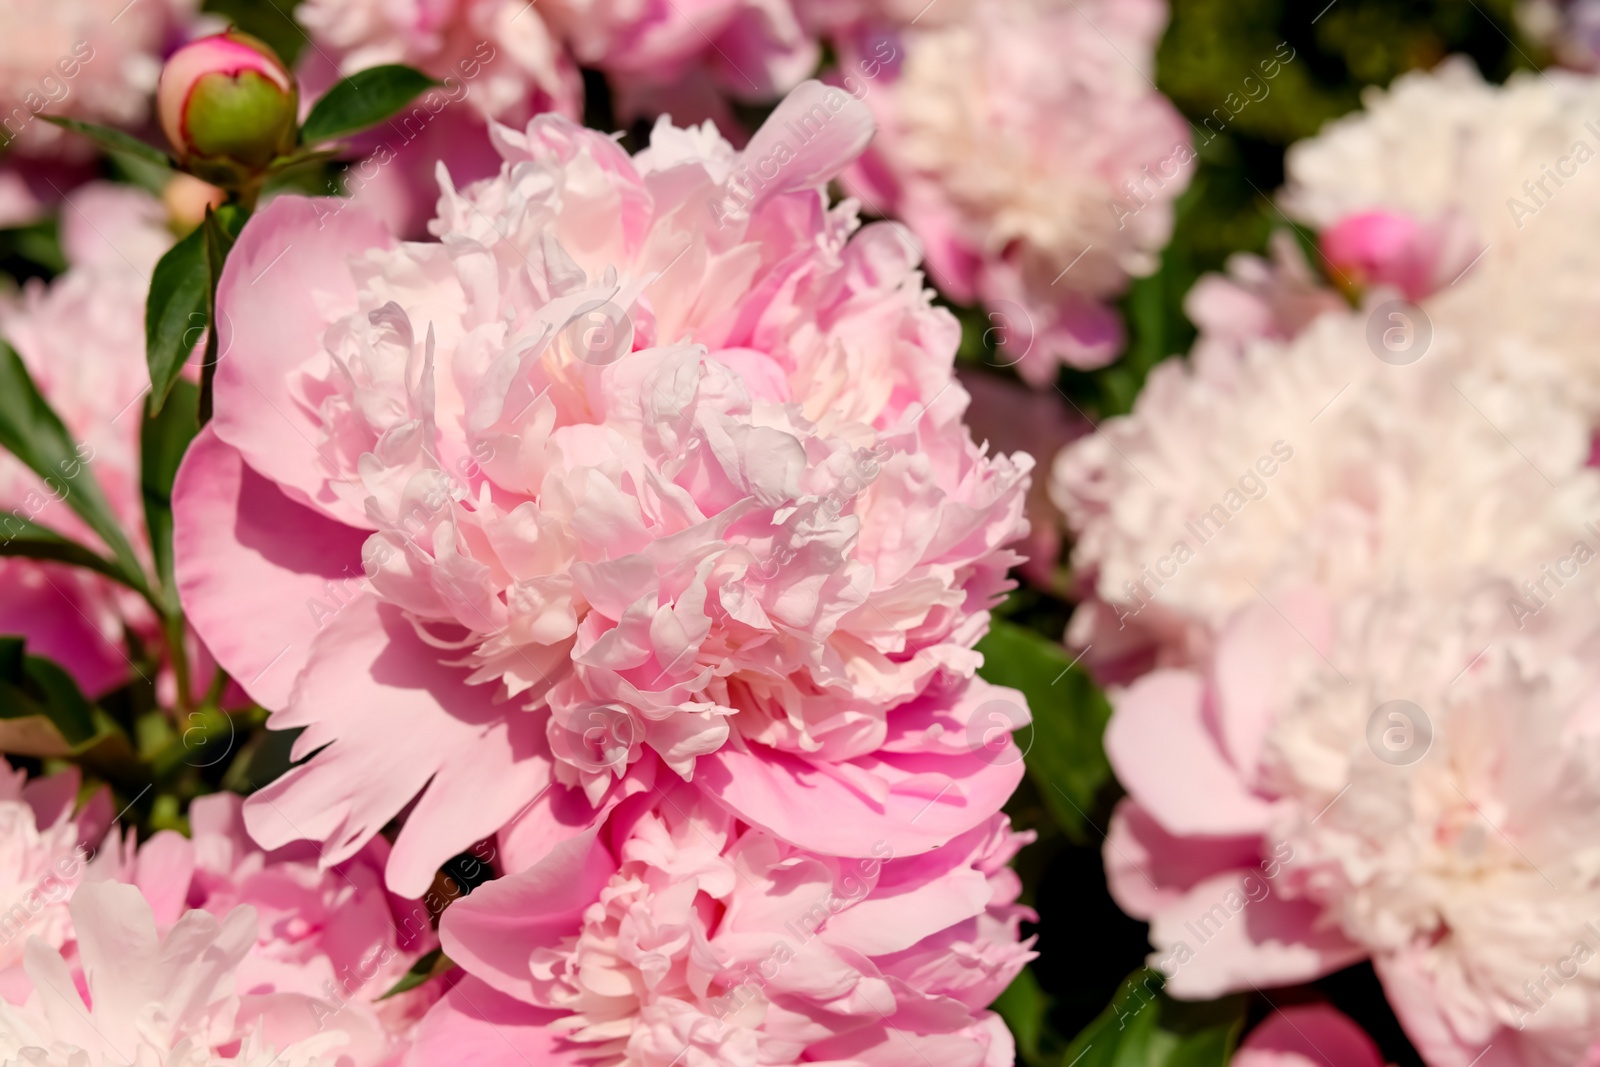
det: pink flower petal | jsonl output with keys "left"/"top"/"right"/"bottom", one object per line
{"left": 242, "top": 597, "right": 554, "bottom": 897}
{"left": 1236, "top": 1004, "right": 1385, "bottom": 1067}
{"left": 1149, "top": 870, "right": 1364, "bottom": 999}
{"left": 439, "top": 832, "right": 616, "bottom": 1002}
{"left": 406, "top": 977, "right": 582, "bottom": 1067}
{"left": 173, "top": 427, "right": 369, "bottom": 709}
{"left": 697, "top": 742, "right": 1024, "bottom": 857}
{"left": 211, "top": 195, "right": 392, "bottom": 529}
{"left": 1105, "top": 669, "right": 1276, "bottom": 838}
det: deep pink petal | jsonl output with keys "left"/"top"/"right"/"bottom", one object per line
{"left": 173, "top": 427, "right": 369, "bottom": 709}
{"left": 406, "top": 977, "right": 582, "bottom": 1067}
{"left": 1235, "top": 1004, "right": 1384, "bottom": 1067}
{"left": 440, "top": 832, "right": 616, "bottom": 1002}
{"left": 0, "top": 562, "right": 128, "bottom": 698}
{"left": 697, "top": 742, "right": 1024, "bottom": 858}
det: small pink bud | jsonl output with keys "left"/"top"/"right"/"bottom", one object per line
{"left": 1321, "top": 209, "right": 1484, "bottom": 302}
{"left": 157, "top": 31, "right": 298, "bottom": 186}
{"left": 1320, "top": 209, "right": 1441, "bottom": 302}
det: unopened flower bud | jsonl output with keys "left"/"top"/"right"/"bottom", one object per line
{"left": 157, "top": 31, "right": 297, "bottom": 187}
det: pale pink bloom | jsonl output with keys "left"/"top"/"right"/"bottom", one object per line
{"left": 1103, "top": 579, "right": 1600, "bottom": 1067}
{"left": 0, "top": 0, "right": 197, "bottom": 157}
{"left": 1050, "top": 309, "right": 1600, "bottom": 679}
{"left": 0, "top": 182, "right": 171, "bottom": 694}
{"left": 0, "top": 767, "right": 105, "bottom": 1004}
{"left": 292, "top": 4, "right": 575, "bottom": 242}
{"left": 92, "top": 793, "right": 436, "bottom": 1067}
{"left": 835, "top": 0, "right": 1191, "bottom": 384}
{"left": 418, "top": 785, "right": 1032, "bottom": 1066}
{"left": 1281, "top": 60, "right": 1600, "bottom": 420}
{"left": 1183, "top": 230, "right": 1345, "bottom": 371}
{"left": 0, "top": 881, "right": 349, "bottom": 1066}
{"left": 1234, "top": 1005, "right": 1385, "bottom": 1067}
{"left": 174, "top": 83, "right": 1033, "bottom": 897}
{"left": 296, "top": 0, "right": 582, "bottom": 124}
{"left": 543, "top": 0, "right": 816, "bottom": 106}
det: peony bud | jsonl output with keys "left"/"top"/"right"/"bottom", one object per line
{"left": 1320, "top": 209, "right": 1483, "bottom": 303}
{"left": 157, "top": 31, "right": 298, "bottom": 187}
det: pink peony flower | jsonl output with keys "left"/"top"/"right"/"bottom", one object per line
{"left": 296, "top": 0, "right": 582, "bottom": 125}
{"left": 418, "top": 783, "right": 1033, "bottom": 1066}
{"left": 1182, "top": 230, "right": 1345, "bottom": 371}
{"left": 0, "top": 0, "right": 197, "bottom": 157}
{"left": 174, "top": 82, "right": 1034, "bottom": 898}
{"left": 833, "top": 0, "right": 1192, "bottom": 384}
{"left": 0, "top": 880, "right": 351, "bottom": 1066}
{"left": 1050, "top": 309, "right": 1600, "bottom": 681}
{"left": 0, "top": 766, "right": 105, "bottom": 1004}
{"left": 1102, "top": 578, "right": 1600, "bottom": 1067}
{"left": 1234, "top": 1004, "right": 1385, "bottom": 1067}
{"left": 0, "top": 182, "right": 171, "bottom": 695}
{"left": 79, "top": 793, "right": 436, "bottom": 1066}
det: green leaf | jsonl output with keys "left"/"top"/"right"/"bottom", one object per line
{"left": 0, "top": 514, "right": 128, "bottom": 583}
{"left": 378, "top": 948, "right": 454, "bottom": 1000}
{"left": 40, "top": 116, "right": 173, "bottom": 171}
{"left": 141, "top": 379, "right": 201, "bottom": 607}
{"left": 300, "top": 65, "right": 439, "bottom": 146}
{"left": 1063, "top": 971, "right": 1245, "bottom": 1067}
{"left": 994, "top": 968, "right": 1061, "bottom": 1067}
{"left": 976, "top": 619, "right": 1113, "bottom": 842}
{"left": 147, "top": 205, "right": 245, "bottom": 418}
{"left": 197, "top": 206, "right": 245, "bottom": 424}
{"left": 0, "top": 343, "right": 148, "bottom": 597}
{"left": 0, "top": 638, "right": 112, "bottom": 751}
{"left": 145, "top": 224, "right": 209, "bottom": 415}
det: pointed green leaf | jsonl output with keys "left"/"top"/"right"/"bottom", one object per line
{"left": 197, "top": 205, "right": 245, "bottom": 424}
{"left": 0, "top": 342, "right": 149, "bottom": 598}
{"left": 378, "top": 948, "right": 454, "bottom": 1000}
{"left": 975, "top": 619, "right": 1113, "bottom": 841}
{"left": 0, "top": 514, "right": 128, "bottom": 584}
{"left": 300, "top": 65, "right": 439, "bottom": 146}
{"left": 0, "top": 638, "right": 110, "bottom": 750}
{"left": 145, "top": 225, "right": 210, "bottom": 414}
{"left": 40, "top": 116, "right": 173, "bottom": 170}
{"left": 1063, "top": 971, "right": 1245, "bottom": 1067}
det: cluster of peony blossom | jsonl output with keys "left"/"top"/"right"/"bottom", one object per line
{"left": 0, "top": 36, "right": 1045, "bottom": 1063}
{"left": 1054, "top": 58, "right": 1600, "bottom": 1067}
{"left": 3, "top": 0, "right": 1190, "bottom": 383}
